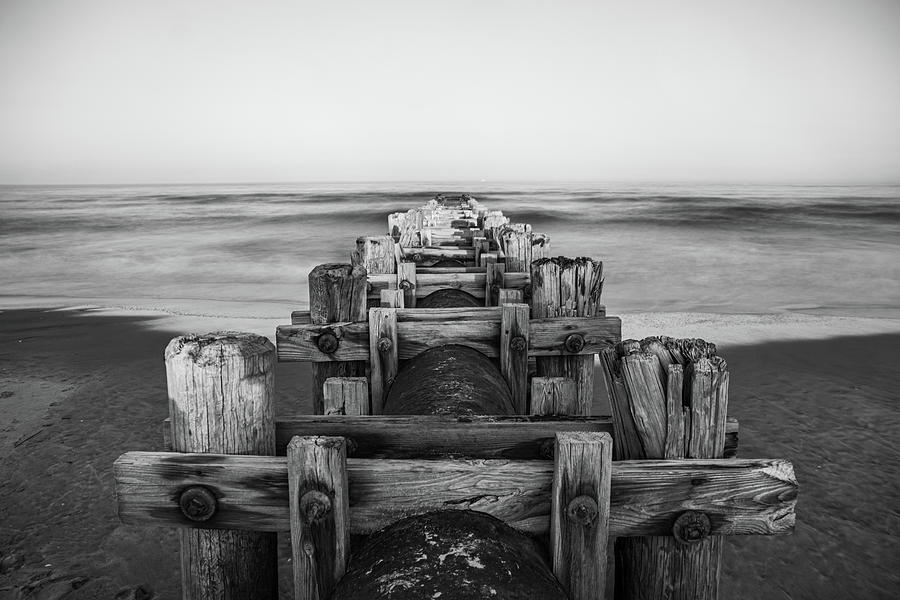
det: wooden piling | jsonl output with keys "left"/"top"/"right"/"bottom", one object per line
{"left": 368, "top": 308, "right": 399, "bottom": 415}
{"left": 397, "top": 261, "right": 417, "bottom": 309}
{"left": 165, "top": 332, "right": 278, "bottom": 599}
{"left": 500, "top": 224, "right": 533, "bottom": 272}
{"left": 352, "top": 235, "right": 396, "bottom": 275}
{"left": 530, "top": 257, "right": 604, "bottom": 415}
{"left": 531, "top": 376, "right": 578, "bottom": 416}
{"left": 287, "top": 436, "right": 350, "bottom": 600}
{"left": 322, "top": 377, "right": 369, "bottom": 416}
{"left": 602, "top": 337, "right": 730, "bottom": 600}
{"left": 501, "top": 303, "right": 531, "bottom": 414}
{"left": 551, "top": 432, "right": 613, "bottom": 600}
{"left": 486, "top": 262, "right": 506, "bottom": 307}
{"left": 308, "top": 264, "right": 368, "bottom": 414}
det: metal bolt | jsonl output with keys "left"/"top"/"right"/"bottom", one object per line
{"left": 179, "top": 486, "right": 217, "bottom": 522}
{"left": 413, "top": 253, "right": 423, "bottom": 262}
{"left": 398, "top": 279, "right": 413, "bottom": 290}
{"left": 672, "top": 510, "right": 711, "bottom": 545}
{"left": 300, "top": 490, "right": 332, "bottom": 523}
{"left": 510, "top": 336, "right": 527, "bottom": 353}
{"left": 377, "top": 337, "right": 393, "bottom": 352}
{"left": 317, "top": 331, "right": 339, "bottom": 354}
{"left": 566, "top": 495, "right": 599, "bottom": 526}
{"left": 564, "top": 333, "right": 585, "bottom": 353}
{"left": 491, "top": 283, "right": 501, "bottom": 294}
{"left": 523, "top": 284, "right": 533, "bottom": 299}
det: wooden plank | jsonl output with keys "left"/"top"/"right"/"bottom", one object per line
{"left": 292, "top": 310, "right": 312, "bottom": 325}
{"left": 416, "top": 266, "right": 486, "bottom": 274}
{"left": 551, "top": 432, "right": 613, "bottom": 600}
{"left": 368, "top": 308, "right": 398, "bottom": 415}
{"left": 415, "top": 272, "right": 486, "bottom": 299}
{"left": 308, "top": 264, "right": 368, "bottom": 413}
{"left": 501, "top": 304, "right": 531, "bottom": 414}
{"left": 502, "top": 271, "right": 530, "bottom": 291}
{"left": 277, "top": 316, "right": 622, "bottom": 362}
{"left": 401, "top": 246, "right": 475, "bottom": 262}
{"left": 322, "top": 377, "right": 369, "bottom": 416}
{"left": 288, "top": 436, "right": 349, "bottom": 600}
{"left": 486, "top": 262, "right": 506, "bottom": 306}
{"left": 351, "top": 235, "right": 396, "bottom": 274}
{"left": 114, "top": 453, "right": 796, "bottom": 537}
{"left": 379, "top": 288, "right": 404, "bottom": 308}
{"left": 164, "top": 333, "right": 277, "bottom": 598}
{"left": 498, "top": 288, "right": 524, "bottom": 305}
{"left": 479, "top": 251, "right": 499, "bottom": 267}
{"left": 531, "top": 377, "right": 578, "bottom": 416}
{"left": 396, "top": 261, "right": 416, "bottom": 308}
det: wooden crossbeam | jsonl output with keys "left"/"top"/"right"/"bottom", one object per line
{"left": 114, "top": 452, "right": 797, "bottom": 537}
{"left": 276, "top": 314, "right": 622, "bottom": 362}
{"left": 161, "top": 415, "right": 740, "bottom": 459}
{"left": 366, "top": 271, "right": 536, "bottom": 302}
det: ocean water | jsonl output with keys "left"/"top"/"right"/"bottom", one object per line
{"left": 1, "top": 182, "right": 899, "bottom": 331}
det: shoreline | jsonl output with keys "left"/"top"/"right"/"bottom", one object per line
{"left": 1, "top": 308, "right": 899, "bottom": 598}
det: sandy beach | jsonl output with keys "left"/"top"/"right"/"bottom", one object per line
{"left": 1, "top": 307, "right": 898, "bottom": 599}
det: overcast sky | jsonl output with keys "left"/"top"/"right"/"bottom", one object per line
{"left": 1, "top": 0, "right": 898, "bottom": 184}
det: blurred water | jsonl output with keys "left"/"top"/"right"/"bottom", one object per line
{"left": 1, "top": 182, "right": 898, "bottom": 320}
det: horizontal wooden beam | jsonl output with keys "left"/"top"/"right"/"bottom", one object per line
{"left": 277, "top": 315, "right": 622, "bottom": 362}
{"left": 115, "top": 453, "right": 796, "bottom": 537}
{"left": 162, "top": 416, "right": 739, "bottom": 459}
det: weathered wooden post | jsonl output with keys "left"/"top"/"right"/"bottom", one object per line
{"left": 287, "top": 435, "right": 350, "bottom": 600}
{"left": 601, "top": 337, "right": 729, "bottom": 600}
{"left": 323, "top": 377, "right": 369, "bottom": 416}
{"left": 308, "top": 264, "right": 368, "bottom": 414}
{"left": 530, "top": 257, "right": 604, "bottom": 415}
{"left": 165, "top": 332, "right": 277, "bottom": 599}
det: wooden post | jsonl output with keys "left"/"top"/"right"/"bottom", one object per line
{"left": 308, "top": 264, "right": 368, "bottom": 414}
{"left": 165, "top": 332, "right": 277, "bottom": 599}
{"left": 379, "top": 288, "right": 405, "bottom": 308}
{"left": 486, "top": 262, "right": 506, "bottom": 307}
{"left": 388, "top": 213, "right": 406, "bottom": 241}
{"left": 479, "top": 251, "right": 499, "bottom": 268}
{"left": 287, "top": 436, "right": 350, "bottom": 600}
{"left": 500, "top": 224, "right": 533, "bottom": 272}
{"left": 501, "top": 303, "right": 530, "bottom": 414}
{"left": 551, "top": 432, "right": 613, "bottom": 600}
{"left": 530, "top": 376, "right": 577, "bottom": 416}
{"left": 602, "top": 337, "right": 729, "bottom": 600}
{"left": 473, "top": 236, "right": 489, "bottom": 265}
{"left": 352, "top": 235, "right": 396, "bottom": 275}
{"left": 323, "top": 377, "right": 369, "bottom": 416}
{"left": 397, "top": 261, "right": 417, "bottom": 309}
{"left": 368, "top": 308, "right": 399, "bottom": 415}
{"left": 498, "top": 288, "right": 524, "bottom": 305}
{"left": 530, "top": 257, "right": 604, "bottom": 415}
{"left": 533, "top": 233, "right": 552, "bottom": 260}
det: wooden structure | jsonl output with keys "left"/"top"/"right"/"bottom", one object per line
{"left": 114, "top": 194, "right": 798, "bottom": 600}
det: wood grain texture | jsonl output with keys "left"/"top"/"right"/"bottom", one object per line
{"left": 500, "top": 226, "right": 533, "bottom": 272}
{"left": 351, "top": 235, "right": 396, "bottom": 275}
{"left": 114, "top": 453, "right": 797, "bottom": 537}
{"left": 485, "top": 261, "right": 506, "bottom": 306}
{"left": 287, "top": 436, "right": 349, "bottom": 600}
{"left": 501, "top": 303, "right": 531, "bottom": 414}
{"left": 397, "top": 261, "right": 417, "bottom": 308}
{"left": 368, "top": 308, "right": 398, "bottom": 415}
{"left": 164, "top": 332, "right": 278, "bottom": 599}
{"left": 531, "top": 377, "right": 578, "bottom": 416}
{"left": 379, "top": 288, "right": 404, "bottom": 308}
{"left": 322, "top": 377, "right": 369, "bottom": 416}
{"left": 551, "top": 432, "right": 613, "bottom": 600}
{"left": 308, "top": 264, "right": 368, "bottom": 413}
{"left": 498, "top": 288, "right": 525, "bottom": 305}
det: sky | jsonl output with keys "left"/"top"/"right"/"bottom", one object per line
{"left": 1, "top": 0, "right": 899, "bottom": 184}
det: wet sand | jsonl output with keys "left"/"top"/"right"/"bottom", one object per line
{"left": 1, "top": 308, "right": 898, "bottom": 599}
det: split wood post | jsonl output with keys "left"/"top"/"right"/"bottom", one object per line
{"left": 485, "top": 262, "right": 506, "bottom": 307}
{"left": 530, "top": 376, "right": 577, "bottom": 416}
{"left": 498, "top": 288, "right": 524, "bottom": 306}
{"left": 397, "top": 261, "right": 417, "bottom": 308}
{"left": 379, "top": 288, "right": 405, "bottom": 308}
{"left": 323, "top": 377, "right": 369, "bottom": 416}
{"left": 551, "top": 431, "right": 613, "bottom": 600}
{"left": 530, "top": 257, "right": 604, "bottom": 415}
{"left": 287, "top": 436, "right": 350, "bottom": 600}
{"left": 601, "top": 337, "right": 729, "bottom": 600}
{"left": 165, "top": 332, "right": 277, "bottom": 599}
{"left": 500, "top": 224, "right": 533, "bottom": 273}
{"left": 368, "top": 308, "right": 399, "bottom": 415}
{"left": 500, "top": 303, "right": 530, "bottom": 414}
{"left": 308, "top": 264, "right": 368, "bottom": 414}
{"left": 351, "top": 235, "right": 397, "bottom": 275}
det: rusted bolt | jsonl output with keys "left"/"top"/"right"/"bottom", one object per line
{"left": 510, "top": 336, "right": 527, "bottom": 352}
{"left": 672, "top": 510, "right": 711, "bottom": 545}
{"left": 564, "top": 333, "right": 585, "bottom": 353}
{"left": 566, "top": 495, "right": 599, "bottom": 526}
{"left": 491, "top": 283, "right": 501, "bottom": 294}
{"left": 300, "top": 490, "right": 332, "bottom": 523}
{"left": 317, "top": 331, "right": 340, "bottom": 354}
{"left": 413, "top": 253, "right": 423, "bottom": 262}
{"left": 377, "top": 337, "right": 393, "bottom": 352}
{"left": 523, "top": 284, "right": 533, "bottom": 299}
{"left": 398, "top": 279, "right": 413, "bottom": 290}
{"left": 179, "top": 486, "right": 217, "bottom": 522}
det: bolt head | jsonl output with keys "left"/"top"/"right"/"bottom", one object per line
{"left": 377, "top": 336, "right": 393, "bottom": 353}
{"left": 564, "top": 333, "right": 586, "bottom": 353}
{"left": 179, "top": 486, "right": 217, "bottom": 522}
{"left": 672, "top": 510, "right": 712, "bottom": 545}
{"left": 510, "top": 335, "right": 527, "bottom": 352}
{"left": 317, "top": 331, "right": 340, "bottom": 354}
{"left": 566, "top": 495, "right": 599, "bottom": 526}
{"left": 398, "top": 279, "right": 413, "bottom": 290}
{"left": 300, "top": 490, "right": 332, "bottom": 523}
